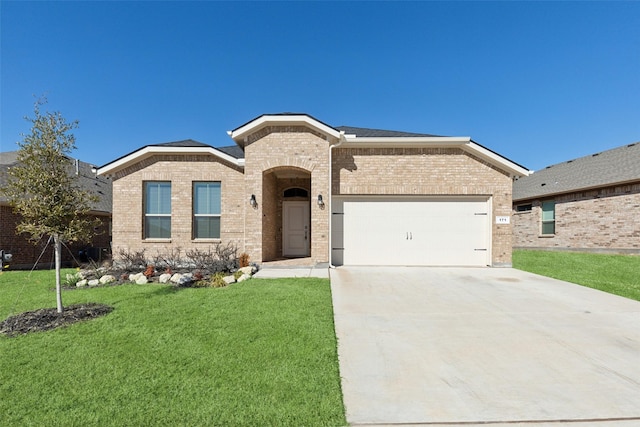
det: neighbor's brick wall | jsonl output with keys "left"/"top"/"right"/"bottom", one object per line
{"left": 333, "top": 147, "right": 514, "bottom": 266}
{"left": 244, "top": 126, "right": 331, "bottom": 263}
{"left": 1, "top": 204, "right": 111, "bottom": 268}
{"left": 110, "top": 155, "right": 245, "bottom": 261}
{"left": 513, "top": 182, "right": 640, "bottom": 252}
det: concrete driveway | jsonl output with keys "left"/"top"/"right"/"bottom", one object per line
{"left": 330, "top": 267, "right": 640, "bottom": 426}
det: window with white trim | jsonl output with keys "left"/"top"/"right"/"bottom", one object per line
{"left": 541, "top": 201, "right": 555, "bottom": 235}
{"left": 193, "top": 182, "right": 221, "bottom": 239}
{"left": 144, "top": 182, "right": 171, "bottom": 239}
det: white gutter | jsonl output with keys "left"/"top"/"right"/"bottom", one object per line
{"left": 328, "top": 131, "right": 346, "bottom": 268}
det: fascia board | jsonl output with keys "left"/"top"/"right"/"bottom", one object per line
{"left": 340, "top": 136, "right": 530, "bottom": 178}
{"left": 97, "top": 146, "right": 243, "bottom": 176}
{"left": 229, "top": 115, "right": 341, "bottom": 142}
{"left": 341, "top": 136, "right": 471, "bottom": 146}
{"left": 463, "top": 142, "right": 531, "bottom": 177}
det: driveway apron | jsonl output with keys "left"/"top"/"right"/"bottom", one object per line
{"left": 330, "top": 267, "right": 640, "bottom": 426}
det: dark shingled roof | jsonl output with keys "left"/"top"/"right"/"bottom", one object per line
{"left": 336, "top": 126, "right": 443, "bottom": 138}
{"left": 154, "top": 139, "right": 212, "bottom": 148}
{"left": 216, "top": 145, "right": 245, "bottom": 159}
{"left": 0, "top": 151, "right": 112, "bottom": 214}
{"left": 513, "top": 142, "right": 640, "bottom": 201}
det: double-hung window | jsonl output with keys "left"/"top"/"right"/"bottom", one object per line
{"left": 144, "top": 182, "right": 171, "bottom": 239}
{"left": 193, "top": 182, "right": 221, "bottom": 239}
{"left": 541, "top": 200, "right": 555, "bottom": 235}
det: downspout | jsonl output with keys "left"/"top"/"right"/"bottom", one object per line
{"left": 328, "top": 131, "right": 346, "bottom": 268}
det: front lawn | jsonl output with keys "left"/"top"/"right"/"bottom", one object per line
{"left": 513, "top": 249, "right": 640, "bottom": 302}
{"left": 0, "top": 269, "right": 346, "bottom": 426}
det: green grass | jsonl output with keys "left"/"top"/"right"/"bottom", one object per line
{"left": 0, "top": 269, "right": 346, "bottom": 426}
{"left": 513, "top": 250, "right": 640, "bottom": 301}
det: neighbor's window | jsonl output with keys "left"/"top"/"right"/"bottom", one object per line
{"left": 144, "top": 182, "right": 171, "bottom": 239}
{"left": 193, "top": 182, "right": 221, "bottom": 239}
{"left": 541, "top": 201, "right": 555, "bottom": 235}
{"left": 516, "top": 204, "right": 533, "bottom": 212}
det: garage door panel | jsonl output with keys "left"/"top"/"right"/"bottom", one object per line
{"left": 338, "top": 197, "right": 490, "bottom": 266}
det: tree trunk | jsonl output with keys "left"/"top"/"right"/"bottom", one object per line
{"left": 54, "top": 234, "right": 63, "bottom": 313}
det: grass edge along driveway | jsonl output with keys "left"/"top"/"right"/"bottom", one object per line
{"left": 0, "top": 271, "right": 347, "bottom": 427}
{"left": 513, "top": 249, "right": 640, "bottom": 302}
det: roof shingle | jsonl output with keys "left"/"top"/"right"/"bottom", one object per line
{"left": 513, "top": 142, "right": 640, "bottom": 201}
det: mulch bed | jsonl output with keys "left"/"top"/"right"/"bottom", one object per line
{"left": 0, "top": 303, "right": 113, "bottom": 337}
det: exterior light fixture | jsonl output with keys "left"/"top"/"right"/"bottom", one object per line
{"left": 249, "top": 194, "right": 257, "bottom": 208}
{"left": 317, "top": 194, "right": 324, "bottom": 208}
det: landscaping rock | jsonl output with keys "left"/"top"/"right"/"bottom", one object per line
{"left": 239, "top": 266, "right": 254, "bottom": 276}
{"left": 76, "top": 279, "right": 88, "bottom": 287}
{"left": 177, "top": 273, "right": 193, "bottom": 286}
{"left": 99, "top": 275, "right": 116, "bottom": 285}
{"left": 223, "top": 275, "right": 236, "bottom": 285}
{"left": 237, "top": 274, "right": 250, "bottom": 283}
{"left": 159, "top": 273, "right": 172, "bottom": 283}
{"left": 135, "top": 275, "right": 148, "bottom": 285}
{"left": 170, "top": 273, "right": 183, "bottom": 284}
{"left": 88, "top": 279, "right": 100, "bottom": 287}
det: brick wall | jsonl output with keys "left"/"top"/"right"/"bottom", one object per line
{"left": 244, "top": 126, "right": 330, "bottom": 264}
{"left": 513, "top": 182, "right": 640, "bottom": 252}
{"left": 1, "top": 204, "right": 111, "bottom": 269}
{"left": 111, "top": 154, "right": 245, "bottom": 262}
{"left": 333, "top": 147, "right": 514, "bottom": 266}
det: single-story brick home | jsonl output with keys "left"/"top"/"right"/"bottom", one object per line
{"left": 97, "top": 114, "right": 529, "bottom": 267}
{"left": 512, "top": 141, "right": 640, "bottom": 254}
{"left": 0, "top": 151, "right": 112, "bottom": 269}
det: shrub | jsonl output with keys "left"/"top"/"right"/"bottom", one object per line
{"left": 152, "top": 247, "right": 183, "bottom": 272}
{"left": 239, "top": 252, "right": 250, "bottom": 268}
{"left": 209, "top": 273, "right": 228, "bottom": 288}
{"left": 117, "top": 249, "right": 148, "bottom": 271}
{"left": 185, "top": 243, "right": 239, "bottom": 275}
{"left": 143, "top": 265, "right": 155, "bottom": 279}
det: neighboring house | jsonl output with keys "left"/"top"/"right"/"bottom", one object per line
{"left": 0, "top": 151, "right": 113, "bottom": 269}
{"left": 512, "top": 142, "right": 640, "bottom": 254}
{"left": 97, "top": 114, "right": 529, "bottom": 267}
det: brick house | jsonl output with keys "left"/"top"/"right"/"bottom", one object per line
{"left": 98, "top": 114, "right": 529, "bottom": 267}
{"left": 0, "top": 151, "right": 112, "bottom": 269}
{"left": 512, "top": 142, "right": 640, "bottom": 253}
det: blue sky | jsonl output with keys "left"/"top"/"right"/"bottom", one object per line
{"left": 1, "top": 1, "right": 638, "bottom": 171}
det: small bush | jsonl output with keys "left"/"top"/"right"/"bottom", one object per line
{"left": 117, "top": 249, "right": 148, "bottom": 271}
{"left": 152, "top": 247, "right": 183, "bottom": 272}
{"left": 209, "top": 273, "right": 228, "bottom": 288}
{"left": 239, "top": 253, "right": 250, "bottom": 268}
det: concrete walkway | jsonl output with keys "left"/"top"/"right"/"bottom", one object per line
{"left": 252, "top": 263, "right": 329, "bottom": 279}
{"left": 331, "top": 267, "right": 640, "bottom": 427}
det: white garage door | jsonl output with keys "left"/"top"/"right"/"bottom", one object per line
{"left": 332, "top": 197, "right": 490, "bottom": 266}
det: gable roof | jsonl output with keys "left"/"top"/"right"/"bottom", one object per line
{"left": 97, "top": 139, "right": 245, "bottom": 176}
{"left": 0, "top": 151, "right": 112, "bottom": 214}
{"left": 97, "top": 114, "right": 530, "bottom": 179}
{"left": 513, "top": 142, "right": 640, "bottom": 201}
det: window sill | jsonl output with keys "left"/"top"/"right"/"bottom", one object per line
{"left": 143, "top": 239, "right": 172, "bottom": 243}
{"left": 192, "top": 238, "right": 222, "bottom": 243}
{"left": 538, "top": 234, "right": 555, "bottom": 238}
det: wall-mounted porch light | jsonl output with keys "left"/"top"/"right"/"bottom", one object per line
{"left": 317, "top": 194, "right": 325, "bottom": 208}
{"left": 249, "top": 194, "right": 257, "bottom": 208}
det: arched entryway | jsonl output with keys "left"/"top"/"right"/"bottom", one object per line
{"left": 261, "top": 167, "right": 311, "bottom": 261}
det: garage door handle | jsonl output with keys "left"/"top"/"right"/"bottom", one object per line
{"left": 406, "top": 232, "right": 413, "bottom": 240}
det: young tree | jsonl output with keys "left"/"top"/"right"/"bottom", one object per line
{"left": 0, "top": 98, "right": 99, "bottom": 313}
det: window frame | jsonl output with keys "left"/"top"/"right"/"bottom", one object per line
{"left": 144, "top": 181, "right": 172, "bottom": 239}
{"left": 540, "top": 200, "right": 556, "bottom": 235}
{"left": 192, "top": 181, "right": 222, "bottom": 240}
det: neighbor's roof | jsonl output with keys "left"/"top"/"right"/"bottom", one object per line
{"left": 0, "top": 151, "right": 112, "bottom": 214}
{"left": 513, "top": 142, "right": 640, "bottom": 201}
